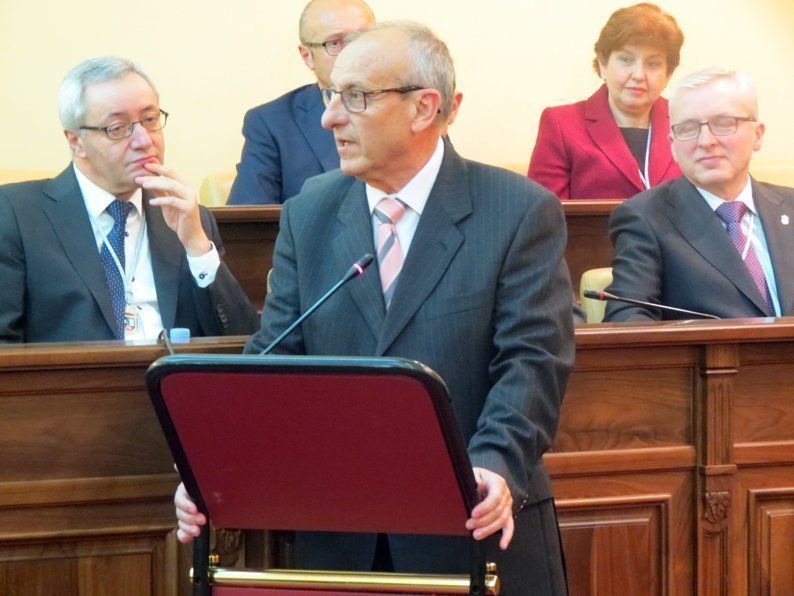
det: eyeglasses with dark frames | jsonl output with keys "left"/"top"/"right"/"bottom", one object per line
{"left": 302, "top": 38, "right": 346, "bottom": 56}
{"left": 322, "top": 86, "right": 424, "bottom": 113}
{"left": 671, "top": 116, "right": 756, "bottom": 141}
{"left": 79, "top": 109, "right": 169, "bottom": 140}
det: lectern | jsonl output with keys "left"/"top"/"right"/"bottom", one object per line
{"left": 146, "top": 355, "right": 499, "bottom": 595}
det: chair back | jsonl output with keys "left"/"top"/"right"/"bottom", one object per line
{"left": 199, "top": 172, "right": 235, "bottom": 207}
{"left": 580, "top": 267, "right": 613, "bottom": 323}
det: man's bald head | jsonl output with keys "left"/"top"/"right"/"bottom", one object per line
{"left": 297, "top": 0, "right": 375, "bottom": 88}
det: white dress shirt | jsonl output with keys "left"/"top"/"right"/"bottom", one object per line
{"left": 697, "top": 176, "right": 781, "bottom": 316}
{"left": 366, "top": 138, "right": 445, "bottom": 255}
{"left": 74, "top": 164, "right": 221, "bottom": 339}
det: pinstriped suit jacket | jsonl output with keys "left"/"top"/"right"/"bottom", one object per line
{"left": 245, "top": 146, "right": 575, "bottom": 573}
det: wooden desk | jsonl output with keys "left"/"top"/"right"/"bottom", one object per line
{"left": 0, "top": 338, "right": 243, "bottom": 596}
{"left": 555, "top": 318, "right": 794, "bottom": 595}
{"left": 4, "top": 318, "right": 792, "bottom": 594}
{"left": 212, "top": 201, "right": 620, "bottom": 308}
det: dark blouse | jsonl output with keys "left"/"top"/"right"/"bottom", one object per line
{"left": 620, "top": 127, "right": 650, "bottom": 173}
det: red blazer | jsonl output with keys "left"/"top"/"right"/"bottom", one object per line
{"left": 527, "top": 85, "right": 681, "bottom": 200}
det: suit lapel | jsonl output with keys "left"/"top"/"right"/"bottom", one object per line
{"left": 585, "top": 85, "right": 645, "bottom": 192}
{"left": 331, "top": 182, "right": 385, "bottom": 340}
{"left": 754, "top": 180, "right": 794, "bottom": 315}
{"left": 144, "top": 195, "right": 183, "bottom": 329}
{"left": 375, "top": 148, "right": 470, "bottom": 355}
{"left": 666, "top": 178, "right": 771, "bottom": 315}
{"left": 648, "top": 98, "right": 676, "bottom": 185}
{"left": 41, "top": 166, "right": 117, "bottom": 335}
{"left": 294, "top": 84, "right": 338, "bottom": 172}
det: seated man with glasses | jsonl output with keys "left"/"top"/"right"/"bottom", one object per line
{"left": 227, "top": 0, "right": 375, "bottom": 204}
{"left": 604, "top": 68, "right": 794, "bottom": 321}
{"left": 0, "top": 56, "right": 259, "bottom": 342}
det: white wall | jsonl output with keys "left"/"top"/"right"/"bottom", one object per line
{"left": 0, "top": 0, "right": 792, "bottom": 187}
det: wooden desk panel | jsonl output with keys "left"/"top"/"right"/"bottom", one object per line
{"left": 212, "top": 201, "right": 620, "bottom": 307}
{"left": 0, "top": 338, "right": 243, "bottom": 596}
{"left": 3, "top": 319, "right": 794, "bottom": 594}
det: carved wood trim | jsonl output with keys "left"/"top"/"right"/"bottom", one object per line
{"left": 704, "top": 490, "right": 731, "bottom": 525}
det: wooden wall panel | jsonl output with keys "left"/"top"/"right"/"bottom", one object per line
{"left": 0, "top": 558, "right": 78, "bottom": 596}
{"left": 747, "top": 488, "right": 794, "bottom": 595}
{"left": 559, "top": 500, "right": 665, "bottom": 596}
{"left": 554, "top": 471, "right": 694, "bottom": 596}
{"left": 557, "top": 365, "right": 693, "bottom": 452}
{"left": 733, "top": 361, "right": 794, "bottom": 444}
{"left": 0, "top": 534, "right": 176, "bottom": 596}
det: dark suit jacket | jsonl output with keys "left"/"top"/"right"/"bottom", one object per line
{"left": 528, "top": 85, "right": 681, "bottom": 200}
{"left": 604, "top": 176, "right": 794, "bottom": 321}
{"left": 227, "top": 84, "right": 339, "bottom": 205}
{"left": 245, "top": 146, "right": 575, "bottom": 591}
{"left": 0, "top": 166, "right": 259, "bottom": 342}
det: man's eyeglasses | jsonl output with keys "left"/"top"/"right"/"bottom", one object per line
{"left": 322, "top": 86, "right": 423, "bottom": 113}
{"left": 80, "top": 109, "right": 169, "bottom": 140}
{"left": 671, "top": 116, "right": 756, "bottom": 141}
{"left": 303, "top": 38, "right": 346, "bottom": 56}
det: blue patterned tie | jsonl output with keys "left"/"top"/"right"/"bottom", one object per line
{"left": 99, "top": 200, "right": 134, "bottom": 338}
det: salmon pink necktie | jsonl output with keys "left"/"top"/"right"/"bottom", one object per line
{"left": 374, "top": 198, "right": 407, "bottom": 309}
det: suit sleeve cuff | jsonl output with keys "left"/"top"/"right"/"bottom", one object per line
{"left": 187, "top": 241, "right": 220, "bottom": 288}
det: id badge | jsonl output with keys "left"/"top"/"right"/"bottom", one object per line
{"left": 124, "top": 306, "right": 138, "bottom": 334}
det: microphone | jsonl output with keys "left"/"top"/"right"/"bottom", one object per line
{"left": 260, "top": 254, "right": 374, "bottom": 355}
{"left": 583, "top": 289, "right": 720, "bottom": 320}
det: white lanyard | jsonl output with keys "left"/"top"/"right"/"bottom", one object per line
{"left": 637, "top": 124, "right": 652, "bottom": 190}
{"left": 88, "top": 206, "right": 147, "bottom": 302}
{"left": 740, "top": 211, "right": 757, "bottom": 261}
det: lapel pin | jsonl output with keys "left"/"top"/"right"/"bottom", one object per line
{"left": 782, "top": 215, "right": 790, "bottom": 226}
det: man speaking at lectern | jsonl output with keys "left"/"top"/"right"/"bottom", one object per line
{"left": 176, "top": 21, "right": 574, "bottom": 594}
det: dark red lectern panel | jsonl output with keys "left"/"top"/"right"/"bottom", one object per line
{"left": 148, "top": 355, "right": 478, "bottom": 537}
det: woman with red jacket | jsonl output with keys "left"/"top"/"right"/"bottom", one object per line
{"left": 528, "top": 3, "right": 684, "bottom": 200}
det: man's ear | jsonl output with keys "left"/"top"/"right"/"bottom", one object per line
{"left": 753, "top": 122, "right": 765, "bottom": 152}
{"left": 411, "top": 89, "right": 443, "bottom": 133}
{"left": 64, "top": 129, "right": 85, "bottom": 157}
{"left": 448, "top": 91, "right": 463, "bottom": 126}
{"left": 299, "top": 45, "right": 315, "bottom": 71}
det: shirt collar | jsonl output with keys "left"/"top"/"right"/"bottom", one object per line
{"left": 366, "top": 137, "right": 444, "bottom": 216}
{"left": 73, "top": 162, "right": 143, "bottom": 220}
{"left": 696, "top": 175, "right": 756, "bottom": 215}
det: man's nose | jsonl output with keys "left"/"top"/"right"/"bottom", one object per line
{"left": 129, "top": 122, "right": 154, "bottom": 148}
{"left": 697, "top": 122, "right": 717, "bottom": 146}
{"left": 321, "top": 93, "right": 349, "bottom": 130}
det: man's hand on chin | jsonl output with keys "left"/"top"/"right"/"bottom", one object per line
{"left": 137, "top": 162, "right": 211, "bottom": 256}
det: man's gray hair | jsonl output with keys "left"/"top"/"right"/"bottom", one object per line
{"left": 348, "top": 20, "right": 456, "bottom": 120}
{"left": 670, "top": 68, "right": 759, "bottom": 119}
{"left": 57, "top": 56, "right": 158, "bottom": 131}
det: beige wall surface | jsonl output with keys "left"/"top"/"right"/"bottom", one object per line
{"left": 0, "top": 0, "right": 792, "bottom": 189}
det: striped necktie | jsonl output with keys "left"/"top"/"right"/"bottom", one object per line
{"left": 99, "top": 199, "right": 134, "bottom": 338}
{"left": 715, "top": 201, "right": 775, "bottom": 314}
{"left": 374, "top": 198, "right": 407, "bottom": 309}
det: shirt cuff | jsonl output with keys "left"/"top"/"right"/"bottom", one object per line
{"left": 187, "top": 241, "right": 221, "bottom": 288}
